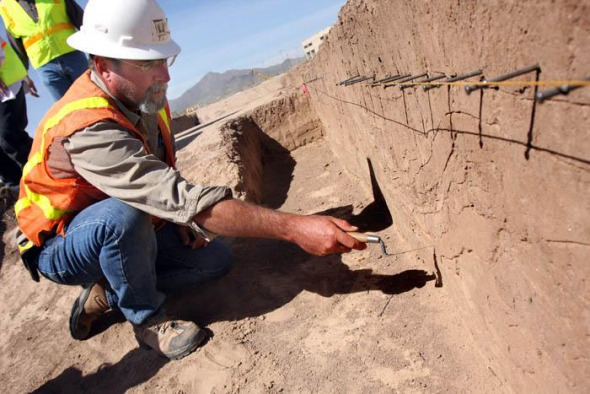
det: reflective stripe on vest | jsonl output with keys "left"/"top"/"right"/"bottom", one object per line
{"left": 157, "top": 106, "right": 176, "bottom": 166}
{"left": 15, "top": 97, "right": 114, "bottom": 220}
{"left": 0, "top": 0, "right": 76, "bottom": 69}
{"left": 158, "top": 108, "right": 170, "bottom": 131}
{"left": 15, "top": 184, "right": 71, "bottom": 220}
{"left": 0, "top": 36, "right": 27, "bottom": 86}
{"left": 23, "top": 22, "right": 75, "bottom": 51}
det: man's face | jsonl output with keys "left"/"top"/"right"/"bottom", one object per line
{"left": 103, "top": 58, "right": 171, "bottom": 114}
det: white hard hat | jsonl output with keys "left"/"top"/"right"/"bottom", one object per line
{"left": 67, "top": 0, "right": 180, "bottom": 60}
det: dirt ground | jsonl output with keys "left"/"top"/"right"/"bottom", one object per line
{"left": 0, "top": 72, "right": 498, "bottom": 392}
{"left": 0, "top": 141, "right": 498, "bottom": 393}
{"left": 1, "top": 0, "right": 587, "bottom": 391}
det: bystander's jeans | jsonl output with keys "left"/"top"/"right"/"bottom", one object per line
{"left": 36, "top": 50, "right": 88, "bottom": 101}
{"left": 36, "top": 198, "right": 234, "bottom": 325}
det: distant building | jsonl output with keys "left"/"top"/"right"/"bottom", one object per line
{"left": 301, "top": 26, "right": 331, "bottom": 59}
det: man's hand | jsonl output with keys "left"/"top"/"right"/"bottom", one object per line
{"left": 290, "top": 215, "right": 367, "bottom": 256}
{"left": 175, "top": 225, "right": 208, "bottom": 249}
{"left": 24, "top": 76, "right": 39, "bottom": 97}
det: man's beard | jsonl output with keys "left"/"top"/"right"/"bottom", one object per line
{"left": 139, "top": 84, "right": 168, "bottom": 114}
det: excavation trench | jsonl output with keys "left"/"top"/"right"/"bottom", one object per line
{"left": 1, "top": 0, "right": 587, "bottom": 391}
{"left": 0, "top": 78, "right": 518, "bottom": 392}
{"left": 176, "top": 91, "right": 326, "bottom": 205}
{"left": 171, "top": 88, "right": 488, "bottom": 392}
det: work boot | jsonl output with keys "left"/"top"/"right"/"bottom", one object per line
{"left": 69, "top": 279, "right": 110, "bottom": 340}
{"left": 133, "top": 313, "right": 208, "bottom": 360}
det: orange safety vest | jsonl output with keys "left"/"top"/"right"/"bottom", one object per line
{"left": 15, "top": 70, "right": 176, "bottom": 250}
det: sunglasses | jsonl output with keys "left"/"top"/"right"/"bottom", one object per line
{"left": 117, "top": 56, "right": 177, "bottom": 71}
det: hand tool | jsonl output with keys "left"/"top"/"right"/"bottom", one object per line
{"left": 348, "top": 232, "right": 391, "bottom": 256}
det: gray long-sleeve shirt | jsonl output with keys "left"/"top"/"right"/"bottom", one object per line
{"left": 17, "top": 71, "right": 231, "bottom": 246}
{"left": 4, "top": 0, "right": 85, "bottom": 69}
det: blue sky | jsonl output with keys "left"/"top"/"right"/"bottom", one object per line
{"left": 1, "top": 0, "right": 346, "bottom": 134}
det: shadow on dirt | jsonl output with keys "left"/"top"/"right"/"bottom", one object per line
{"left": 264, "top": 155, "right": 393, "bottom": 232}
{"left": 31, "top": 348, "right": 169, "bottom": 394}
{"left": 171, "top": 138, "right": 426, "bottom": 328}
{"left": 29, "top": 132, "right": 428, "bottom": 392}
{"left": 32, "top": 254, "right": 434, "bottom": 392}
{"left": 170, "top": 237, "right": 435, "bottom": 326}
{"left": 260, "top": 145, "right": 295, "bottom": 209}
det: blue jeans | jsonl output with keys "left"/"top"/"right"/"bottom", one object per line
{"left": 36, "top": 198, "right": 234, "bottom": 325}
{"left": 36, "top": 51, "right": 88, "bottom": 101}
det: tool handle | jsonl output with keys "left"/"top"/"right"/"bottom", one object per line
{"left": 347, "top": 232, "right": 381, "bottom": 243}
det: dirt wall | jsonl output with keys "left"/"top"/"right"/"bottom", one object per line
{"left": 249, "top": 92, "right": 324, "bottom": 153}
{"left": 300, "top": 0, "right": 590, "bottom": 391}
{"left": 171, "top": 112, "right": 200, "bottom": 135}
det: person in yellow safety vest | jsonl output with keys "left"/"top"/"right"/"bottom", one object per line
{"left": 0, "top": 0, "right": 87, "bottom": 101}
{"left": 0, "top": 33, "right": 38, "bottom": 204}
{"left": 15, "top": 0, "right": 366, "bottom": 361}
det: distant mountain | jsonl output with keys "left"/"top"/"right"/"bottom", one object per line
{"left": 170, "top": 57, "right": 304, "bottom": 114}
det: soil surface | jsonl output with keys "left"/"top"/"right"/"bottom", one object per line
{"left": 0, "top": 73, "right": 492, "bottom": 392}
{"left": 0, "top": 137, "right": 495, "bottom": 393}
{"left": 1, "top": 0, "right": 588, "bottom": 392}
